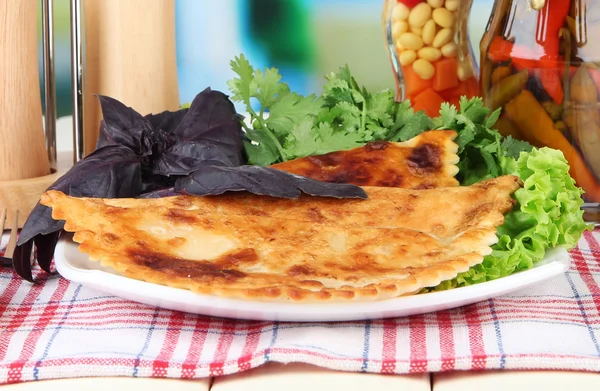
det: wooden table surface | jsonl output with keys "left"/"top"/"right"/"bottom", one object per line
{"left": 2, "top": 363, "right": 599, "bottom": 390}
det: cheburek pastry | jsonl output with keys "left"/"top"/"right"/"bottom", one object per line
{"left": 271, "top": 130, "right": 460, "bottom": 189}
{"left": 41, "top": 175, "right": 521, "bottom": 302}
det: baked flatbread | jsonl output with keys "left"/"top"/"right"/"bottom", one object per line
{"left": 41, "top": 175, "right": 521, "bottom": 302}
{"left": 77, "top": 175, "right": 521, "bottom": 238}
{"left": 271, "top": 130, "right": 460, "bottom": 189}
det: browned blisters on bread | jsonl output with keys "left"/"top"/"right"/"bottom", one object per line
{"left": 246, "top": 208, "right": 269, "bottom": 217}
{"left": 200, "top": 218, "right": 215, "bottom": 230}
{"left": 246, "top": 286, "right": 282, "bottom": 299}
{"left": 299, "top": 280, "right": 325, "bottom": 289}
{"left": 286, "top": 286, "right": 329, "bottom": 301}
{"left": 166, "top": 209, "right": 198, "bottom": 225}
{"left": 127, "top": 249, "right": 247, "bottom": 281}
{"left": 462, "top": 203, "right": 494, "bottom": 228}
{"left": 258, "top": 224, "right": 278, "bottom": 237}
{"left": 102, "top": 233, "right": 120, "bottom": 245}
{"left": 172, "top": 197, "right": 193, "bottom": 208}
{"left": 361, "top": 287, "right": 379, "bottom": 297}
{"left": 430, "top": 224, "right": 446, "bottom": 235}
{"left": 327, "top": 167, "right": 372, "bottom": 185}
{"left": 105, "top": 205, "right": 127, "bottom": 216}
{"left": 324, "top": 261, "right": 356, "bottom": 273}
{"left": 380, "top": 283, "right": 398, "bottom": 292}
{"left": 167, "top": 237, "right": 187, "bottom": 247}
{"left": 353, "top": 252, "right": 378, "bottom": 265}
{"left": 270, "top": 131, "right": 460, "bottom": 189}
{"left": 414, "top": 182, "right": 436, "bottom": 190}
{"left": 408, "top": 143, "right": 441, "bottom": 170}
{"left": 287, "top": 264, "right": 315, "bottom": 277}
{"left": 377, "top": 169, "right": 404, "bottom": 187}
{"left": 335, "top": 290, "right": 354, "bottom": 300}
{"left": 395, "top": 202, "right": 414, "bottom": 213}
{"left": 286, "top": 287, "right": 304, "bottom": 301}
{"left": 343, "top": 275, "right": 360, "bottom": 283}
{"left": 136, "top": 240, "right": 149, "bottom": 249}
{"left": 425, "top": 250, "right": 444, "bottom": 258}
{"left": 306, "top": 152, "right": 341, "bottom": 167}
{"left": 364, "top": 140, "right": 390, "bottom": 151}
{"left": 216, "top": 248, "right": 259, "bottom": 268}
{"left": 307, "top": 207, "right": 326, "bottom": 223}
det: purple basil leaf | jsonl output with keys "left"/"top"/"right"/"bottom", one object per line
{"left": 154, "top": 87, "right": 244, "bottom": 175}
{"left": 150, "top": 128, "right": 176, "bottom": 160}
{"left": 95, "top": 95, "right": 154, "bottom": 156}
{"left": 17, "top": 145, "right": 144, "bottom": 243}
{"left": 34, "top": 232, "right": 61, "bottom": 274}
{"left": 14, "top": 145, "right": 145, "bottom": 281}
{"left": 175, "top": 165, "right": 368, "bottom": 199}
{"left": 141, "top": 172, "right": 177, "bottom": 193}
{"left": 48, "top": 145, "right": 144, "bottom": 198}
{"left": 173, "top": 87, "right": 243, "bottom": 143}
{"left": 145, "top": 108, "right": 189, "bottom": 134}
{"left": 12, "top": 240, "right": 34, "bottom": 282}
{"left": 154, "top": 141, "right": 238, "bottom": 176}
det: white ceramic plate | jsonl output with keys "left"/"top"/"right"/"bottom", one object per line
{"left": 54, "top": 236, "right": 571, "bottom": 322}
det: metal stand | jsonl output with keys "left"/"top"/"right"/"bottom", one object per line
{"left": 41, "top": 0, "right": 84, "bottom": 166}
{"left": 41, "top": 0, "right": 56, "bottom": 170}
{"left": 70, "top": 0, "right": 84, "bottom": 163}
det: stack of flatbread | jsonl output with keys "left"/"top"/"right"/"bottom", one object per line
{"left": 41, "top": 130, "right": 522, "bottom": 302}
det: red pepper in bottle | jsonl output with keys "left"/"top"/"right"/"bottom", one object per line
{"left": 397, "top": 0, "right": 424, "bottom": 7}
{"left": 535, "top": 0, "right": 571, "bottom": 104}
{"left": 487, "top": 37, "right": 514, "bottom": 62}
{"left": 487, "top": 37, "right": 539, "bottom": 71}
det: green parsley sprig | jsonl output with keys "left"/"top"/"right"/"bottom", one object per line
{"left": 227, "top": 54, "right": 532, "bottom": 184}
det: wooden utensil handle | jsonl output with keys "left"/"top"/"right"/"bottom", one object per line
{"left": 0, "top": 1, "right": 51, "bottom": 181}
{"left": 83, "top": 0, "right": 180, "bottom": 156}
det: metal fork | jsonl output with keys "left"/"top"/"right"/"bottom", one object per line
{"left": 1, "top": 209, "right": 19, "bottom": 267}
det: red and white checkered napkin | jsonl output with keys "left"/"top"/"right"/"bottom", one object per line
{"left": 1, "top": 230, "right": 599, "bottom": 385}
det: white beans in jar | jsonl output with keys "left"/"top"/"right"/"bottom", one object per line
{"left": 413, "top": 59, "right": 435, "bottom": 80}
{"left": 441, "top": 42, "right": 458, "bottom": 57}
{"left": 392, "top": 2, "right": 410, "bottom": 21}
{"left": 432, "top": 28, "right": 453, "bottom": 48}
{"left": 418, "top": 47, "right": 442, "bottom": 62}
{"left": 398, "top": 32, "right": 424, "bottom": 50}
{"left": 427, "top": 0, "right": 445, "bottom": 8}
{"left": 421, "top": 19, "right": 437, "bottom": 45}
{"left": 392, "top": 20, "right": 409, "bottom": 40}
{"left": 432, "top": 7, "right": 455, "bottom": 29}
{"left": 445, "top": 0, "right": 460, "bottom": 12}
{"left": 408, "top": 3, "right": 432, "bottom": 28}
{"left": 399, "top": 50, "right": 418, "bottom": 66}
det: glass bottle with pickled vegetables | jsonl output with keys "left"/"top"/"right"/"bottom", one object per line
{"left": 382, "top": 0, "right": 479, "bottom": 117}
{"left": 480, "top": 0, "right": 600, "bottom": 208}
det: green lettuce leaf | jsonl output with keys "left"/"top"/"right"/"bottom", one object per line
{"left": 428, "top": 147, "right": 592, "bottom": 291}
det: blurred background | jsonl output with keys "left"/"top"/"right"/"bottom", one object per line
{"left": 39, "top": 0, "right": 494, "bottom": 117}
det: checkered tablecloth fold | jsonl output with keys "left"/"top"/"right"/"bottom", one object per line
{"left": 1, "top": 230, "right": 599, "bottom": 384}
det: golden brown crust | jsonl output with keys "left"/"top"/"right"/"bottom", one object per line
{"left": 88, "top": 175, "right": 523, "bottom": 238}
{"left": 41, "top": 175, "right": 521, "bottom": 303}
{"left": 270, "top": 130, "right": 460, "bottom": 189}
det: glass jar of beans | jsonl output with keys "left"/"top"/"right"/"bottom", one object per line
{"left": 382, "top": 0, "right": 479, "bottom": 116}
